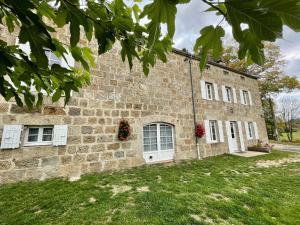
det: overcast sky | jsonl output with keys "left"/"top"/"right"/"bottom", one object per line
{"left": 172, "top": 1, "right": 300, "bottom": 99}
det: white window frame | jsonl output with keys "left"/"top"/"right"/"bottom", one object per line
{"left": 209, "top": 120, "right": 218, "bottom": 143}
{"left": 24, "top": 126, "right": 54, "bottom": 146}
{"left": 242, "top": 90, "right": 249, "bottom": 105}
{"left": 225, "top": 86, "right": 232, "bottom": 103}
{"left": 143, "top": 123, "right": 174, "bottom": 153}
{"left": 248, "top": 122, "right": 254, "bottom": 139}
{"left": 205, "top": 82, "right": 214, "bottom": 100}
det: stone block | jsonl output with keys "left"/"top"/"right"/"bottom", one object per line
{"left": 96, "top": 109, "right": 103, "bottom": 116}
{"left": 98, "top": 118, "right": 105, "bottom": 124}
{"left": 44, "top": 106, "right": 66, "bottom": 115}
{"left": 68, "top": 136, "right": 81, "bottom": 144}
{"left": 121, "top": 142, "right": 131, "bottom": 149}
{"left": 81, "top": 126, "right": 93, "bottom": 134}
{"left": 1, "top": 170, "right": 25, "bottom": 184}
{"left": 114, "top": 151, "right": 124, "bottom": 159}
{"left": 79, "top": 99, "right": 88, "bottom": 107}
{"left": 83, "top": 109, "right": 95, "bottom": 116}
{"left": 69, "top": 107, "right": 81, "bottom": 116}
{"left": 78, "top": 145, "right": 90, "bottom": 153}
{"left": 91, "top": 144, "right": 105, "bottom": 152}
{"left": 103, "top": 160, "right": 118, "bottom": 171}
{"left": 0, "top": 160, "right": 11, "bottom": 170}
{"left": 73, "top": 154, "right": 86, "bottom": 163}
{"left": 0, "top": 103, "right": 9, "bottom": 113}
{"left": 67, "top": 145, "right": 77, "bottom": 154}
{"left": 121, "top": 111, "right": 129, "bottom": 117}
{"left": 14, "top": 158, "right": 39, "bottom": 169}
{"left": 102, "top": 101, "right": 114, "bottom": 109}
{"left": 88, "top": 117, "right": 97, "bottom": 124}
{"left": 94, "top": 126, "right": 103, "bottom": 134}
{"left": 133, "top": 104, "right": 142, "bottom": 110}
{"left": 89, "top": 162, "right": 102, "bottom": 173}
{"left": 101, "top": 152, "right": 113, "bottom": 160}
{"left": 10, "top": 104, "right": 41, "bottom": 114}
{"left": 60, "top": 155, "right": 72, "bottom": 165}
{"left": 83, "top": 136, "right": 96, "bottom": 143}
{"left": 105, "top": 126, "right": 116, "bottom": 134}
{"left": 0, "top": 150, "right": 12, "bottom": 160}
{"left": 107, "top": 143, "right": 120, "bottom": 150}
{"left": 41, "top": 156, "right": 59, "bottom": 167}
{"left": 97, "top": 135, "right": 113, "bottom": 143}
{"left": 87, "top": 153, "right": 99, "bottom": 162}
{"left": 73, "top": 117, "right": 87, "bottom": 125}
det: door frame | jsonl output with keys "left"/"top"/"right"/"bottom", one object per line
{"left": 227, "top": 121, "right": 239, "bottom": 153}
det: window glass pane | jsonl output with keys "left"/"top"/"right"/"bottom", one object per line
{"left": 43, "top": 128, "right": 53, "bottom": 135}
{"left": 167, "top": 142, "right": 173, "bottom": 149}
{"left": 28, "top": 135, "right": 38, "bottom": 142}
{"left": 143, "top": 124, "right": 158, "bottom": 152}
{"left": 29, "top": 128, "right": 39, "bottom": 135}
{"left": 42, "top": 135, "right": 52, "bottom": 142}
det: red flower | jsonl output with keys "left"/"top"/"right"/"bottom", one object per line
{"left": 118, "top": 119, "right": 131, "bottom": 141}
{"left": 195, "top": 123, "right": 205, "bottom": 138}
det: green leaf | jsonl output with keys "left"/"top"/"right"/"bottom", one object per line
{"left": 52, "top": 89, "right": 62, "bottom": 102}
{"left": 238, "top": 29, "right": 264, "bottom": 66}
{"left": 194, "top": 26, "right": 225, "bottom": 71}
{"left": 260, "top": 0, "right": 300, "bottom": 32}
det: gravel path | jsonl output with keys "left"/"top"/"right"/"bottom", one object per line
{"left": 273, "top": 144, "right": 300, "bottom": 153}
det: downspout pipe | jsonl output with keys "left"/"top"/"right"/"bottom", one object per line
{"left": 185, "top": 54, "right": 200, "bottom": 159}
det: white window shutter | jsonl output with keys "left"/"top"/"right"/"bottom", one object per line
{"left": 61, "top": 51, "right": 75, "bottom": 69}
{"left": 213, "top": 83, "right": 219, "bottom": 101}
{"left": 200, "top": 81, "right": 206, "bottom": 100}
{"left": 53, "top": 125, "right": 68, "bottom": 146}
{"left": 248, "top": 91, "right": 253, "bottom": 105}
{"left": 237, "top": 121, "right": 245, "bottom": 151}
{"left": 218, "top": 120, "right": 224, "bottom": 142}
{"left": 204, "top": 120, "right": 211, "bottom": 144}
{"left": 240, "top": 90, "right": 244, "bottom": 104}
{"left": 1, "top": 125, "right": 22, "bottom": 149}
{"left": 253, "top": 122, "right": 259, "bottom": 140}
{"left": 232, "top": 88, "right": 237, "bottom": 103}
{"left": 222, "top": 86, "right": 227, "bottom": 102}
{"left": 244, "top": 121, "right": 250, "bottom": 140}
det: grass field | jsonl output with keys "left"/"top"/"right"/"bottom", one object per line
{"left": 279, "top": 130, "right": 300, "bottom": 143}
{"left": 0, "top": 151, "right": 300, "bottom": 225}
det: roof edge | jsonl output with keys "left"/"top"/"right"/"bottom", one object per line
{"left": 172, "top": 48, "right": 258, "bottom": 80}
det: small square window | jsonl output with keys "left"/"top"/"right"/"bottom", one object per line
{"left": 242, "top": 90, "right": 249, "bottom": 105}
{"left": 223, "top": 70, "right": 229, "bottom": 75}
{"left": 24, "top": 126, "right": 53, "bottom": 146}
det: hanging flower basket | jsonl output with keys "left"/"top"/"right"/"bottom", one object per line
{"left": 118, "top": 119, "right": 131, "bottom": 141}
{"left": 195, "top": 123, "right": 205, "bottom": 138}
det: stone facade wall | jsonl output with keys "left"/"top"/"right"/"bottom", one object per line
{"left": 0, "top": 29, "right": 268, "bottom": 184}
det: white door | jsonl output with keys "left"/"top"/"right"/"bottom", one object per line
{"left": 143, "top": 123, "right": 174, "bottom": 163}
{"left": 227, "top": 121, "right": 239, "bottom": 153}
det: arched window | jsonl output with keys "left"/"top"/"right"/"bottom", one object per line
{"left": 143, "top": 123, "right": 174, "bottom": 163}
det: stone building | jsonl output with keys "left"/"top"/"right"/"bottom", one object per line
{"left": 0, "top": 30, "right": 268, "bottom": 184}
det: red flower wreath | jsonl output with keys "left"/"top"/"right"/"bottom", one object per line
{"left": 195, "top": 123, "right": 205, "bottom": 138}
{"left": 118, "top": 119, "right": 131, "bottom": 141}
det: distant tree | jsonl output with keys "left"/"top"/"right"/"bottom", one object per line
{"left": 278, "top": 97, "right": 300, "bottom": 142}
{"left": 222, "top": 42, "right": 300, "bottom": 140}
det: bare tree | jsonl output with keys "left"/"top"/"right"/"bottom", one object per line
{"left": 278, "top": 97, "right": 300, "bottom": 142}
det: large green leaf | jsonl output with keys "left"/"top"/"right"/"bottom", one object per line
{"left": 194, "top": 26, "right": 225, "bottom": 71}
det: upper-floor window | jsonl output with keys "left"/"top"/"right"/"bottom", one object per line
{"left": 242, "top": 90, "right": 249, "bottom": 105}
{"left": 205, "top": 82, "right": 214, "bottom": 100}
{"left": 24, "top": 126, "right": 54, "bottom": 146}
{"left": 225, "top": 86, "right": 232, "bottom": 103}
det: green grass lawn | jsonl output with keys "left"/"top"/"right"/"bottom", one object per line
{"left": 0, "top": 151, "right": 300, "bottom": 225}
{"left": 279, "top": 130, "right": 300, "bottom": 143}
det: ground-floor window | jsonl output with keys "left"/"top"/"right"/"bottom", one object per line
{"left": 248, "top": 122, "right": 254, "bottom": 139}
{"left": 24, "top": 126, "right": 53, "bottom": 146}
{"left": 143, "top": 123, "right": 174, "bottom": 152}
{"left": 209, "top": 120, "right": 218, "bottom": 142}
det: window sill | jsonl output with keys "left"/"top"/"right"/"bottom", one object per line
{"left": 23, "top": 142, "right": 53, "bottom": 147}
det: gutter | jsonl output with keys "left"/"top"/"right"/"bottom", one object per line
{"left": 172, "top": 48, "right": 258, "bottom": 80}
